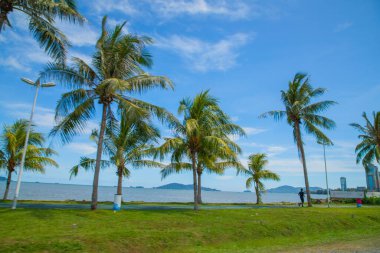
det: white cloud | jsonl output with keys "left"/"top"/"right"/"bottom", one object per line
{"left": 228, "top": 127, "right": 266, "bottom": 142}
{"left": 243, "top": 127, "right": 266, "bottom": 135}
{"left": 216, "top": 175, "right": 234, "bottom": 181}
{"left": 90, "top": 0, "right": 284, "bottom": 21}
{"left": 2, "top": 102, "right": 98, "bottom": 132}
{"left": 268, "top": 157, "right": 359, "bottom": 174}
{"left": 266, "top": 146, "right": 288, "bottom": 155}
{"left": 0, "top": 30, "right": 51, "bottom": 71}
{"left": 3, "top": 103, "right": 56, "bottom": 128}
{"left": 5, "top": 103, "right": 52, "bottom": 112}
{"left": 239, "top": 142, "right": 289, "bottom": 156}
{"left": 0, "top": 56, "right": 30, "bottom": 71}
{"left": 156, "top": 33, "right": 251, "bottom": 72}
{"left": 58, "top": 22, "right": 98, "bottom": 47}
{"left": 231, "top": 116, "right": 239, "bottom": 122}
{"left": 148, "top": 0, "right": 250, "bottom": 19}
{"left": 65, "top": 142, "right": 97, "bottom": 155}
{"left": 92, "top": 0, "right": 138, "bottom": 15}
{"left": 335, "top": 22, "right": 353, "bottom": 32}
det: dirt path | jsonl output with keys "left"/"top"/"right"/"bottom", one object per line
{"left": 282, "top": 237, "right": 380, "bottom": 253}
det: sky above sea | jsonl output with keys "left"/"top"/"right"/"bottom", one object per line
{"left": 0, "top": 0, "right": 379, "bottom": 191}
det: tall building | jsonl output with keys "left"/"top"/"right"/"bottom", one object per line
{"left": 340, "top": 177, "right": 347, "bottom": 191}
{"left": 365, "top": 164, "right": 380, "bottom": 192}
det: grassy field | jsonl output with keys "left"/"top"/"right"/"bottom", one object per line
{"left": 0, "top": 206, "right": 379, "bottom": 252}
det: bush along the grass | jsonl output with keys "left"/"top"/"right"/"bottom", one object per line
{"left": 330, "top": 198, "right": 356, "bottom": 204}
{"left": 363, "top": 197, "right": 380, "bottom": 205}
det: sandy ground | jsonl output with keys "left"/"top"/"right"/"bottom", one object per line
{"left": 282, "top": 237, "right": 380, "bottom": 253}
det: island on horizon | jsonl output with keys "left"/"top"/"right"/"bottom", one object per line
{"left": 153, "top": 183, "right": 220, "bottom": 192}
{"left": 266, "top": 185, "right": 323, "bottom": 194}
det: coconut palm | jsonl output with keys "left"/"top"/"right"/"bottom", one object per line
{"left": 237, "top": 153, "right": 280, "bottom": 204}
{"left": 161, "top": 147, "right": 243, "bottom": 204}
{"left": 70, "top": 112, "right": 164, "bottom": 199}
{"left": 153, "top": 91, "right": 244, "bottom": 210}
{"left": 261, "top": 73, "right": 336, "bottom": 207}
{"left": 0, "top": 0, "right": 84, "bottom": 61}
{"left": 350, "top": 112, "right": 380, "bottom": 166}
{"left": 43, "top": 16, "right": 173, "bottom": 210}
{"left": 0, "top": 120, "right": 58, "bottom": 200}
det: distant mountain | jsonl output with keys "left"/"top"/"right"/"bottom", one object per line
{"left": 267, "top": 185, "right": 323, "bottom": 193}
{"left": 154, "top": 183, "right": 220, "bottom": 192}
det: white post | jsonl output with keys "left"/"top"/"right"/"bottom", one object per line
{"left": 12, "top": 82, "right": 40, "bottom": 209}
{"left": 323, "top": 143, "right": 330, "bottom": 208}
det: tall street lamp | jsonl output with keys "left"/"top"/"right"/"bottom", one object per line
{"left": 317, "top": 140, "right": 333, "bottom": 208}
{"left": 12, "top": 77, "right": 55, "bottom": 210}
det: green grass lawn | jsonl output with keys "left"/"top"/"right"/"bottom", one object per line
{"left": 0, "top": 206, "right": 379, "bottom": 252}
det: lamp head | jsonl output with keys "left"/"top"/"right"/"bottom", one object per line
{"left": 41, "top": 82, "right": 55, "bottom": 88}
{"left": 21, "top": 78, "right": 36, "bottom": 86}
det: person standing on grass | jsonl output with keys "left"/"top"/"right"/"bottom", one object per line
{"left": 298, "top": 188, "right": 305, "bottom": 207}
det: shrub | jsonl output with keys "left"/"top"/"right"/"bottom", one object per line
{"left": 363, "top": 197, "right": 380, "bottom": 205}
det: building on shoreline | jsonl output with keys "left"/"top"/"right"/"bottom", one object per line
{"left": 340, "top": 177, "right": 347, "bottom": 191}
{"left": 365, "top": 164, "right": 380, "bottom": 192}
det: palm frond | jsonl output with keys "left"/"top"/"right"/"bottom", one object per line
{"left": 29, "top": 17, "right": 69, "bottom": 62}
{"left": 50, "top": 97, "right": 96, "bottom": 144}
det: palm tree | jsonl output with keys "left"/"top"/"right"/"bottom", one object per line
{"left": 0, "top": 0, "right": 84, "bottom": 61}
{"left": 261, "top": 73, "right": 336, "bottom": 207}
{"left": 70, "top": 112, "right": 164, "bottom": 199}
{"left": 153, "top": 91, "right": 244, "bottom": 210}
{"left": 43, "top": 16, "right": 174, "bottom": 210}
{"left": 0, "top": 120, "right": 58, "bottom": 200}
{"left": 161, "top": 152, "right": 243, "bottom": 204}
{"left": 350, "top": 112, "right": 380, "bottom": 166}
{"left": 237, "top": 153, "right": 280, "bottom": 204}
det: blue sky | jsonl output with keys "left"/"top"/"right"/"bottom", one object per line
{"left": 0, "top": 0, "right": 379, "bottom": 192}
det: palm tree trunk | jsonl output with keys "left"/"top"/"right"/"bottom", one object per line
{"left": 91, "top": 104, "right": 107, "bottom": 210}
{"left": 294, "top": 122, "right": 312, "bottom": 207}
{"left": 191, "top": 153, "right": 198, "bottom": 211}
{"left": 117, "top": 167, "right": 123, "bottom": 196}
{"left": 197, "top": 170, "right": 202, "bottom": 204}
{"left": 2, "top": 171, "right": 12, "bottom": 200}
{"left": 255, "top": 184, "right": 260, "bottom": 205}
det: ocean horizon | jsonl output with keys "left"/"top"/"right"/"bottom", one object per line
{"left": 0, "top": 181, "right": 326, "bottom": 203}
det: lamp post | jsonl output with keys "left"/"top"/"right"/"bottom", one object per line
{"left": 12, "top": 77, "right": 55, "bottom": 210}
{"left": 317, "top": 140, "right": 333, "bottom": 208}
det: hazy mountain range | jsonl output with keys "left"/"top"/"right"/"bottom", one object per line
{"left": 153, "top": 183, "right": 220, "bottom": 192}
{"left": 266, "top": 185, "right": 323, "bottom": 193}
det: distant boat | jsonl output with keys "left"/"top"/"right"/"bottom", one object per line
{"left": 243, "top": 190, "right": 251, "bottom": 193}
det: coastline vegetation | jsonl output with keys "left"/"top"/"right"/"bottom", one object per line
{"left": 261, "top": 74, "right": 337, "bottom": 207}
{"left": 0, "top": 0, "right": 379, "bottom": 213}
{"left": 0, "top": 2, "right": 379, "bottom": 252}
{"left": 42, "top": 16, "right": 173, "bottom": 210}
{"left": 237, "top": 153, "right": 280, "bottom": 204}
{"left": 0, "top": 120, "right": 58, "bottom": 200}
